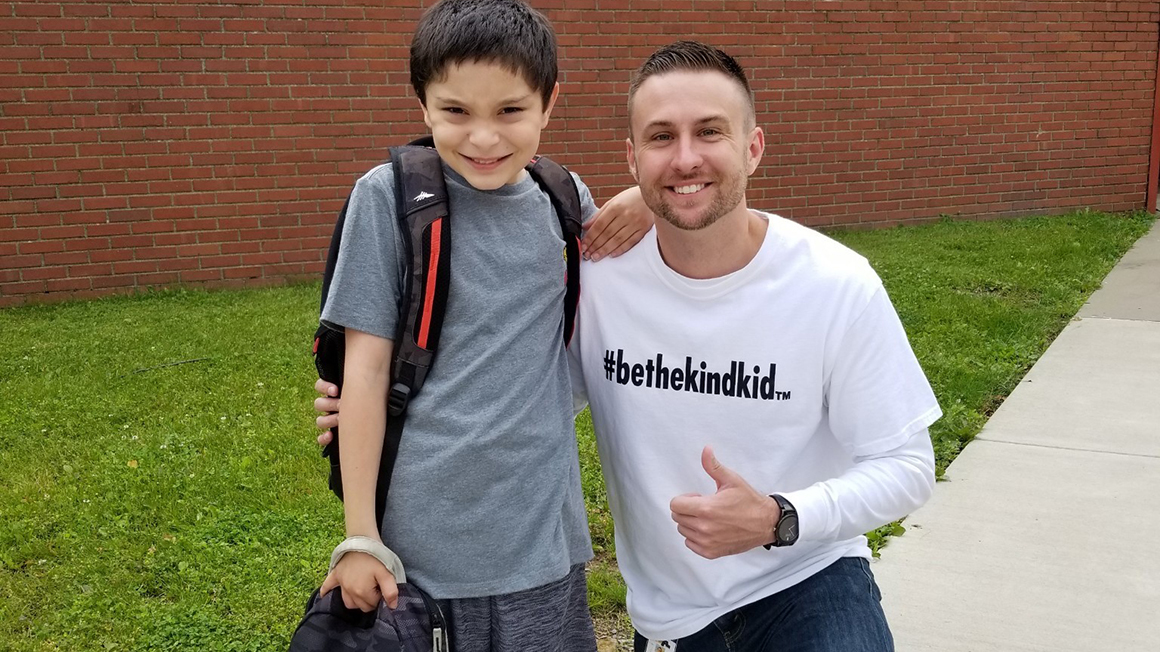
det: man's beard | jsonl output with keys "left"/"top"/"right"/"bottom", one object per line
{"left": 644, "top": 173, "right": 747, "bottom": 232}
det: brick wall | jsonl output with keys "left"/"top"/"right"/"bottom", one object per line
{"left": 2, "top": 1, "right": 1157, "bottom": 306}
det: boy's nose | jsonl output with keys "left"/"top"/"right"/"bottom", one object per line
{"left": 468, "top": 124, "right": 501, "bottom": 150}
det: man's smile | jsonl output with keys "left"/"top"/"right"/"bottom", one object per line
{"left": 671, "top": 182, "right": 710, "bottom": 196}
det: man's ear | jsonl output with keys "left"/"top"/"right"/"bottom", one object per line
{"left": 625, "top": 137, "right": 638, "bottom": 182}
{"left": 745, "top": 126, "right": 765, "bottom": 176}
{"left": 540, "top": 82, "right": 561, "bottom": 126}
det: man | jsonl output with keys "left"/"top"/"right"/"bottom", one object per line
{"left": 318, "top": 41, "right": 940, "bottom": 651}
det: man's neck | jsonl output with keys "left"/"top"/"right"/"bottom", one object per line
{"left": 654, "top": 204, "right": 768, "bottom": 279}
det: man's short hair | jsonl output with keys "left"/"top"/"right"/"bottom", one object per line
{"left": 627, "top": 40, "right": 756, "bottom": 131}
{"left": 410, "top": 0, "right": 558, "bottom": 108}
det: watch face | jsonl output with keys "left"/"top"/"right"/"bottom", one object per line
{"left": 778, "top": 514, "right": 799, "bottom": 545}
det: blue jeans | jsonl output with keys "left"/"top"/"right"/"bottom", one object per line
{"left": 633, "top": 557, "right": 894, "bottom": 652}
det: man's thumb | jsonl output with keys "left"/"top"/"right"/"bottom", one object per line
{"left": 701, "top": 446, "right": 738, "bottom": 490}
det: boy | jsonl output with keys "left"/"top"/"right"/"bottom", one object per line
{"left": 317, "top": 1, "right": 647, "bottom": 650}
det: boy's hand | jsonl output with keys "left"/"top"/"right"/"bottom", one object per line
{"left": 314, "top": 378, "right": 340, "bottom": 446}
{"left": 320, "top": 550, "right": 399, "bottom": 611}
{"left": 582, "top": 186, "right": 654, "bottom": 261}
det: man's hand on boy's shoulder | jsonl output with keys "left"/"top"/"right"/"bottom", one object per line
{"left": 582, "top": 186, "right": 654, "bottom": 262}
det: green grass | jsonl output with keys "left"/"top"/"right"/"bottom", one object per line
{"left": 0, "top": 210, "right": 1153, "bottom": 650}
{"left": 830, "top": 210, "right": 1155, "bottom": 475}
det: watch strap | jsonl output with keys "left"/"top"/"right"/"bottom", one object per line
{"left": 763, "top": 494, "right": 797, "bottom": 550}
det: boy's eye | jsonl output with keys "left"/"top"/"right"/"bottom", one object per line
{"left": 443, "top": 107, "right": 466, "bottom": 115}
{"left": 500, "top": 107, "right": 525, "bottom": 115}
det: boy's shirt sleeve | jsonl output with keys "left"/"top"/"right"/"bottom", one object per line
{"left": 567, "top": 334, "right": 589, "bottom": 417}
{"left": 571, "top": 172, "right": 599, "bottom": 223}
{"left": 320, "top": 164, "right": 407, "bottom": 341}
{"left": 568, "top": 172, "right": 596, "bottom": 417}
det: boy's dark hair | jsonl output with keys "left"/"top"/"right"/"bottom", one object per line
{"left": 410, "top": 0, "right": 558, "bottom": 108}
{"left": 628, "top": 40, "right": 756, "bottom": 131}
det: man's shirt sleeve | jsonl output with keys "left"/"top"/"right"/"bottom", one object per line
{"left": 784, "top": 282, "right": 942, "bottom": 543}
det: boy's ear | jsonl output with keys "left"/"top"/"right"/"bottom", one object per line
{"left": 625, "top": 137, "right": 638, "bottom": 182}
{"left": 540, "top": 82, "right": 561, "bottom": 126}
{"left": 419, "top": 98, "right": 433, "bottom": 129}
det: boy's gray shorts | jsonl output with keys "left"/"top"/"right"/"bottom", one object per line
{"left": 437, "top": 563, "right": 597, "bottom": 652}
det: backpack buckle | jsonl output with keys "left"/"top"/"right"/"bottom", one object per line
{"left": 387, "top": 382, "right": 411, "bottom": 417}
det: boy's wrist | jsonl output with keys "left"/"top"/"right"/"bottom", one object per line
{"left": 344, "top": 523, "right": 381, "bottom": 539}
{"left": 330, "top": 536, "right": 406, "bottom": 582}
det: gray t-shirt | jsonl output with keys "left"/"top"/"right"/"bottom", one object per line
{"left": 321, "top": 161, "right": 597, "bottom": 598}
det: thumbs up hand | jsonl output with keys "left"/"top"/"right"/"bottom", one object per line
{"left": 669, "top": 446, "right": 782, "bottom": 559}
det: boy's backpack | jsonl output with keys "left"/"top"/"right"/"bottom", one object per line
{"left": 312, "top": 136, "right": 583, "bottom": 528}
{"left": 289, "top": 584, "right": 449, "bottom": 652}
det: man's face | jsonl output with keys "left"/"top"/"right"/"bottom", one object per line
{"left": 626, "top": 70, "right": 763, "bottom": 231}
{"left": 421, "top": 61, "right": 558, "bottom": 190}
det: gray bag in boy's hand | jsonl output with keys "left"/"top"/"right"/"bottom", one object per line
{"left": 288, "top": 584, "right": 448, "bottom": 652}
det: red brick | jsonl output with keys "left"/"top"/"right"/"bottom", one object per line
{"left": 62, "top": 236, "right": 109, "bottom": 250}
{"left": 91, "top": 275, "right": 136, "bottom": 289}
{"left": 1, "top": 254, "right": 42, "bottom": 270}
{"left": 137, "top": 272, "right": 179, "bottom": 285}
{"left": 42, "top": 251, "right": 90, "bottom": 266}
{"left": 180, "top": 269, "right": 224, "bottom": 282}
{"left": 45, "top": 277, "right": 92, "bottom": 292}
{"left": 88, "top": 249, "right": 134, "bottom": 263}
{"left": 157, "top": 257, "right": 200, "bottom": 272}
{"left": 223, "top": 266, "right": 263, "bottom": 280}
{"left": 1, "top": 226, "right": 41, "bottom": 240}
{"left": 5, "top": 280, "right": 48, "bottom": 294}
{"left": 153, "top": 232, "right": 198, "bottom": 247}
{"left": 17, "top": 240, "right": 65, "bottom": 255}
{"left": 113, "top": 260, "right": 158, "bottom": 275}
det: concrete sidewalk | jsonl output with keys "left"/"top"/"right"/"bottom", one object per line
{"left": 874, "top": 220, "right": 1160, "bottom": 651}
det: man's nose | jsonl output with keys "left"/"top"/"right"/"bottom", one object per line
{"left": 671, "top": 137, "right": 703, "bottom": 172}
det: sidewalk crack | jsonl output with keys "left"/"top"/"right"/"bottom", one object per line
{"left": 980, "top": 438, "right": 1160, "bottom": 460}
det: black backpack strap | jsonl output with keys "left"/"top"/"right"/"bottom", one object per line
{"left": 372, "top": 143, "right": 452, "bottom": 527}
{"left": 318, "top": 197, "right": 350, "bottom": 315}
{"left": 387, "top": 144, "right": 452, "bottom": 415}
{"left": 526, "top": 155, "right": 583, "bottom": 346}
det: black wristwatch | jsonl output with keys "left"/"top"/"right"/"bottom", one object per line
{"left": 763, "top": 494, "right": 799, "bottom": 549}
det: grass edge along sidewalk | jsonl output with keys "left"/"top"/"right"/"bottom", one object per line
{"left": 0, "top": 210, "right": 1154, "bottom": 652}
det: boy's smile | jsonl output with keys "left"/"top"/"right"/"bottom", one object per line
{"left": 420, "top": 61, "right": 559, "bottom": 190}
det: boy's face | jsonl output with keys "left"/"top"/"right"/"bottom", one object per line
{"left": 420, "top": 61, "right": 559, "bottom": 190}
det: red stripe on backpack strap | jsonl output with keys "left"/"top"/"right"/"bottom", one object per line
{"left": 417, "top": 218, "right": 442, "bottom": 349}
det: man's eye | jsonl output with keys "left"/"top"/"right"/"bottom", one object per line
{"left": 701, "top": 128, "right": 721, "bottom": 137}
{"left": 651, "top": 133, "right": 672, "bottom": 142}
